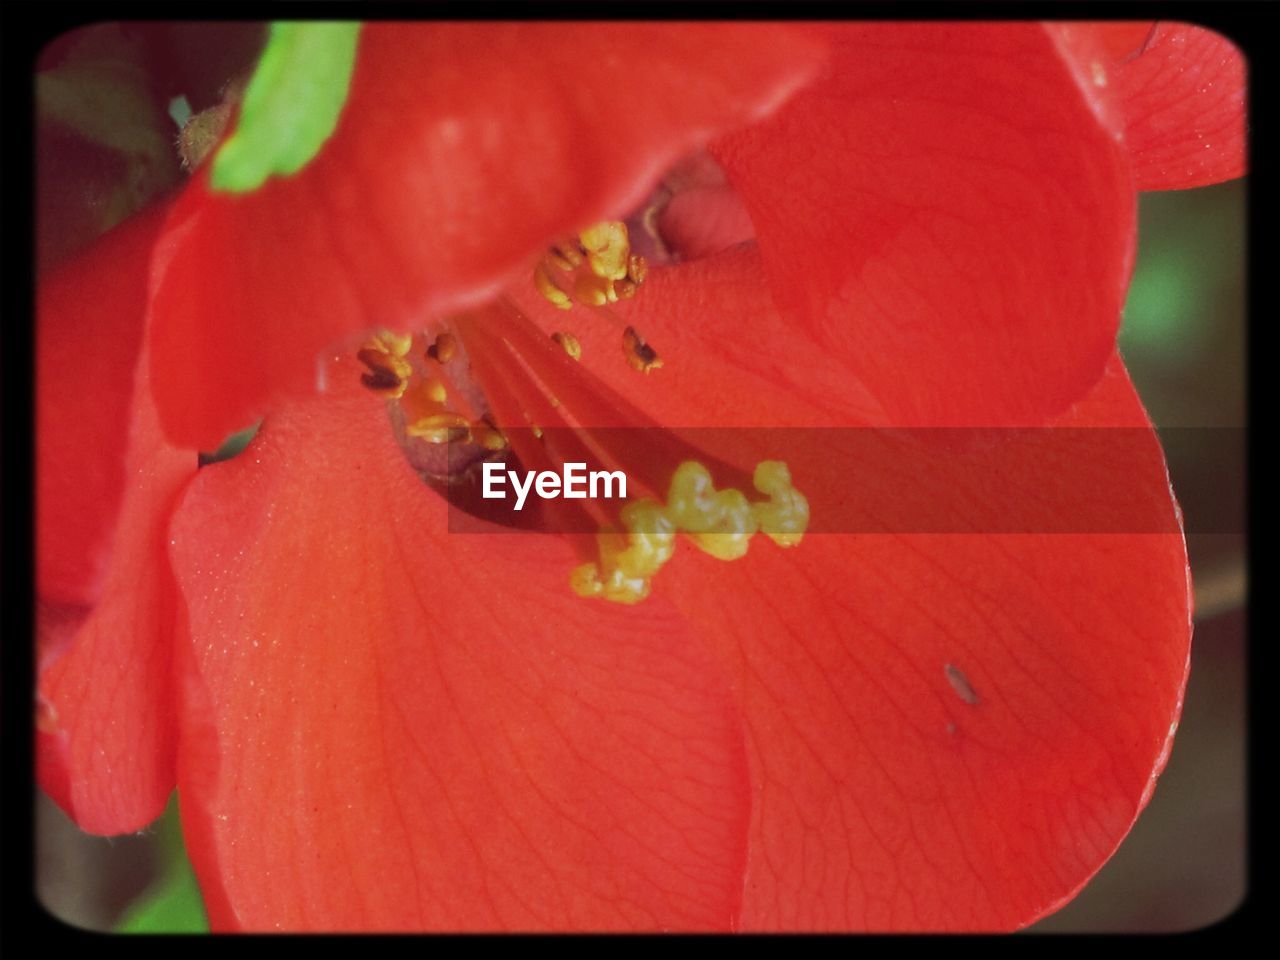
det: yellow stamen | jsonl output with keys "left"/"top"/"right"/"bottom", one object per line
{"left": 357, "top": 329, "right": 415, "bottom": 398}
{"left": 535, "top": 264, "right": 574, "bottom": 310}
{"left": 406, "top": 412, "right": 471, "bottom": 444}
{"left": 578, "top": 221, "right": 631, "bottom": 281}
{"left": 427, "top": 332, "right": 457, "bottom": 364}
{"left": 573, "top": 271, "right": 613, "bottom": 306}
{"left": 425, "top": 378, "right": 448, "bottom": 404}
{"left": 626, "top": 254, "right": 648, "bottom": 286}
{"left": 552, "top": 331, "right": 583, "bottom": 361}
{"left": 571, "top": 500, "right": 677, "bottom": 605}
{"left": 534, "top": 221, "right": 648, "bottom": 313}
{"left": 573, "top": 459, "right": 809, "bottom": 604}
{"left": 752, "top": 461, "right": 809, "bottom": 547}
{"left": 472, "top": 421, "right": 509, "bottom": 451}
{"left": 398, "top": 376, "right": 443, "bottom": 423}
{"left": 547, "top": 241, "right": 583, "bottom": 272}
{"left": 622, "top": 326, "right": 662, "bottom": 373}
{"left": 379, "top": 329, "right": 414, "bottom": 358}
{"left": 667, "top": 462, "right": 755, "bottom": 560}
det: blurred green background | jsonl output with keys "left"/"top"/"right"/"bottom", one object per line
{"left": 33, "top": 24, "right": 1247, "bottom": 933}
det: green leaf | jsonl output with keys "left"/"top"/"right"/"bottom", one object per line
{"left": 115, "top": 793, "right": 209, "bottom": 934}
{"left": 115, "top": 860, "right": 209, "bottom": 934}
{"left": 211, "top": 22, "right": 362, "bottom": 193}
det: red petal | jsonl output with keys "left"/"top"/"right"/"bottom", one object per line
{"left": 659, "top": 352, "right": 1191, "bottom": 929}
{"left": 148, "top": 22, "right": 825, "bottom": 451}
{"left": 510, "top": 245, "right": 889, "bottom": 429}
{"left": 37, "top": 333, "right": 195, "bottom": 834}
{"left": 709, "top": 23, "right": 1134, "bottom": 426}
{"left": 167, "top": 363, "right": 752, "bottom": 930}
{"left": 1092, "top": 23, "right": 1246, "bottom": 190}
{"left": 37, "top": 199, "right": 198, "bottom": 834}
{"left": 37, "top": 204, "right": 170, "bottom": 604}
{"left": 514, "top": 248, "right": 1177, "bottom": 539}
{"left": 1076, "top": 23, "right": 1158, "bottom": 63}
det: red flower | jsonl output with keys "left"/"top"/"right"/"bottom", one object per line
{"left": 36, "top": 22, "right": 1245, "bottom": 931}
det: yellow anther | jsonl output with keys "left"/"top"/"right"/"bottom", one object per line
{"left": 626, "top": 254, "right": 648, "bottom": 285}
{"left": 612, "top": 500, "right": 678, "bottom": 578}
{"left": 535, "top": 264, "right": 574, "bottom": 310}
{"left": 666, "top": 464, "right": 756, "bottom": 560}
{"left": 424, "top": 379, "right": 448, "bottom": 404}
{"left": 572, "top": 500, "right": 676, "bottom": 605}
{"left": 472, "top": 421, "right": 509, "bottom": 451}
{"left": 534, "top": 222, "right": 647, "bottom": 316}
{"left": 622, "top": 326, "right": 662, "bottom": 373}
{"left": 665, "top": 461, "right": 717, "bottom": 530}
{"left": 688, "top": 488, "right": 758, "bottom": 561}
{"left": 599, "top": 568, "right": 654, "bottom": 604}
{"left": 427, "top": 332, "right": 457, "bottom": 364}
{"left": 552, "top": 331, "right": 583, "bottom": 361}
{"left": 570, "top": 562, "right": 606, "bottom": 599}
{"left": 547, "top": 242, "right": 584, "bottom": 272}
{"left": 571, "top": 560, "right": 652, "bottom": 605}
{"left": 398, "top": 377, "right": 444, "bottom": 423}
{"left": 752, "top": 461, "right": 809, "bottom": 547}
{"left": 578, "top": 221, "right": 631, "bottom": 281}
{"left": 753, "top": 460, "right": 792, "bottom": 497}
{"left": 573, "top": 459, "right": 808, "bottom": 604}
{"left": 592, "top": 528, "right": 633, "bottom": 578}
{"left": 573, "top": 271, "right": 613, "bottom": 306}
{"left": 379, "top": 329, "right": 414, "bottom": 358}
{"left": 357, "top": 345, "right": 412, "bottom": 398}
{"left": 407, "top": 412, "right": 471, "bottom": 444}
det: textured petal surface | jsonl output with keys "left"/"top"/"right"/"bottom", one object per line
{"left": 514, "top": 247, "right": 1180, "bottom": 537}
{"left": 37, "top": 204, "right": 170, "bottom": 604}
{"left": 37, "top": 339, "right": 195, "bottom": 835}
{"left": 148, "top": 22, "right": 824, "bottom": 450}
{"left": 168, "top": 363, "right": 752, "bottom": 931}
{"left": 511, "top": 244, "right": 888, "bottom": 430}
{"left": 710, "top": 23, "right": 1134, "bottom": 426}
{"left": 656, "top": 353, "right": 1191, "bottom": 930}
{"left": 1105, "top": 23, "right": 1246, "bottom": 190}
{"left": 37, "top": 202, "right": 197, "bottom": 835}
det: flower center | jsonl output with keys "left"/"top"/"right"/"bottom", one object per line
{"left": 358, "top": 220, "right": 809, "bottom": 604}
{"left": 533, "top": 221, "right": 650, "bottom": 313}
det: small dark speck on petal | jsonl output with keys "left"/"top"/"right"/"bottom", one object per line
{"left": 945, "top": 663, "right": 980, "bottom": 705}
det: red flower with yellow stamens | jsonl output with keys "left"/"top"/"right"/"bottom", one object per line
{"left": 36, "top": 21, "right": 1244, "bottom": 931}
